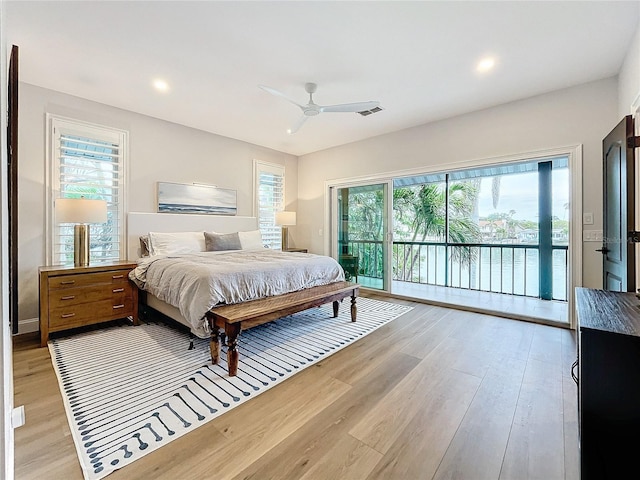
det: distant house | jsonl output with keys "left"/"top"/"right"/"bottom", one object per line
{"left": 479, "top": 219, "right": 506, "bottom": 241}
{"left": 479, "top": 219, "right": 525, "bottom": 243}
{"left": 518, "top": 229, "right": 539, "bottom": 243}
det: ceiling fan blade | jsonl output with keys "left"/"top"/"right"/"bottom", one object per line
{"left": 287, "top": 116, "right": 308, "bottom": 135}
{"left": 259, "top": 85, "right": 304, "bottom": 109}
{"left": 320, "top": 101, "right": 380, "bottom": 113}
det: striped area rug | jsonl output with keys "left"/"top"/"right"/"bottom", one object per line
{"left": 49, "top": 297, "right": 412, "bottom": 480}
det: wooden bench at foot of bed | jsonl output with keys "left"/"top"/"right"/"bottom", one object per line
{"left": 205, "top": 281, "right": 359, "bottom": 376}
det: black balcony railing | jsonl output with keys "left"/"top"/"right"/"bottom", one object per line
{"left": 341, "top": 240, "right": 568, "bottom": 301}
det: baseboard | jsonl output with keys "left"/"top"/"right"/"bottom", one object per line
{"left": 17, "top": 318, "right": 39, "bottom": 335}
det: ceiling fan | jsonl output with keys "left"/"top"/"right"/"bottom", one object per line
{"left": 259, "top": 82, "right": 380, "bottom": 134}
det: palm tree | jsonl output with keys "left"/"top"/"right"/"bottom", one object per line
{"left": 342, "top": 180, "right": 481, "bottom": 282}
{"left": 394, "top": 181, "right": 481, "bottom": 281}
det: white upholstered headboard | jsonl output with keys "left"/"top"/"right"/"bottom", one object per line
{"left": 127, "top": 212, "right": 258, "bottom": 260}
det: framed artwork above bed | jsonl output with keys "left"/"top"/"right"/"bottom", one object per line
{"left": 157, "top": 181, "right": 237, "bottom": 215}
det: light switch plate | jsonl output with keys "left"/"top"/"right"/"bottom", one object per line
{"left": 583, "top": 212, "right": 594, "bottom": 225}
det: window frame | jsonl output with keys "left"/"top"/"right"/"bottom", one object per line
{"left": 45, "top": 114, "right": 129, "bottom": 265}
{"left": 253, "top": 159, "right": 285, "bottom": 250}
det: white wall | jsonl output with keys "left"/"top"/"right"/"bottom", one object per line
{"left": 618, "top": 18, "right": 640, "bottom": 117}
{"left": 17, "top": 83, "right": 298, "bottom": 323}
{"left": 298, "top": 77, "right": 619, "bottom": 290}
{"left": 618, "top": 19, "right": 640, "bottom": 291}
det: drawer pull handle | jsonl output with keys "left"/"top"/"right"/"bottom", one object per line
{"left": 113, "top": 304, "right": 125, "bottom": 309}
{"left": 60, "top": 280, "right": 75, "bottom": 285}
{"left": 112, "top": 288, "right": 125, "bottom": 293}
{"left": 61, "top": 295, "right": 76, "bottom": 301}
{"left": 112, "top": 275, "right": 124, "bottom": 279}
{"left": 61, "top": 313, "right": 76, "bottom": 318}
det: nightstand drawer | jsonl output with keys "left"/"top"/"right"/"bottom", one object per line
{"left": 48, "top": 283, "right": 133, "bottom": 309}
{"left": 49, "top": 296, "right": 135, "bottom": 331}
{"left": 49, "top": 270, "right": 130, "bottom": 289}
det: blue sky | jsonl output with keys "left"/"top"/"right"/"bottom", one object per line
{"left": 476, "top": 170, "right": 569, "bottom": 221}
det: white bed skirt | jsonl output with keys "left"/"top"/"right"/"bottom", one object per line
{"left": 145, "top": 294, "right": 196, "bottom": 333}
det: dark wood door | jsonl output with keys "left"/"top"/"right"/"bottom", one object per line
{"left": 8, "top": 45, "right": 18, "bottom": 333}
{"left": 602, "top": 115, "right": 635, "bottom": 292}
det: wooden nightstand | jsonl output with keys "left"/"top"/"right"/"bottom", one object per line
{"left": 283, "top": 248, "right": 308, "bottom": 253}
{"left": 39, "top": 260, "right": 139, "bottom": 347}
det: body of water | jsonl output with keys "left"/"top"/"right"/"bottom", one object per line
{"left": 398, "top": 245, "right": 568, "bottom": 301}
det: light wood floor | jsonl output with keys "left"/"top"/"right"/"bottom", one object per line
{"left": 13, "top": 295, "right": 579, "bottom": 480}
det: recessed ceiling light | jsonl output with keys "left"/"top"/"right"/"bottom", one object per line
{"left": 476, "top": 57, "right": 496, "bottom": 73}
{"left": 153, "top": 79, "right": 170, "bottom": 92}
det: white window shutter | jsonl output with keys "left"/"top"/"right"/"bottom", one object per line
{"left": 49, "top": 116, "right": 128, "bottom": 265}
{"left": 254, "top": 161, "right": 285, "bottom": 249}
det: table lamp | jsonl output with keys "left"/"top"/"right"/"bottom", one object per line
{"left": 275, "top": 211, "right": 296, "bottom": 251}
{"left": 56, "top": 197, "right": 108, "bottom": 267}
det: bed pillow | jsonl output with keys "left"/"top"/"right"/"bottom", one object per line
{"left": 204, "top": 231, "right": 241, "bottom": 251}
{"left": 147, "top": 231, "right": 206, "bottom": 256}
{"left": 139, "top": 235, "right": 151, "bottom": 257}
{"left": 238, "top": 229, "right": 265, "bottom": 250}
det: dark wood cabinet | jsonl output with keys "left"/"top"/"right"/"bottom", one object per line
{"left": 575, "top": 287, "right": 640, "bottom": 480}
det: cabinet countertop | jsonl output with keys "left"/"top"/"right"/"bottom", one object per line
{"left": 575, "top": 287, "right": 640, "bottom": 337}
{"left": 39, "top": 260, "right": 137, "bottom": 275}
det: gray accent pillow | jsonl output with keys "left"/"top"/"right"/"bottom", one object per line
{"left": 139, "top": 235, "right": 151, "bottom": 257}
{"left": 204, "top": 232, "right": 242, "bottom": 251}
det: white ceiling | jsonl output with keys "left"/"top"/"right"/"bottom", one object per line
{"left": 5, "top": 1, "right": 639, "bottom": 156}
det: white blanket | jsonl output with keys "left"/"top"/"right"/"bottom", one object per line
{"left": 129, "top": 249, "right": 345, "bottom": 337}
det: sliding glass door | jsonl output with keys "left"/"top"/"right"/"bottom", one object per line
{"left": 391, "top": 157, "right": 569, "bottom": 301}
{"left": 329, "top": 156, "right": 570, "bottom": 302}
{"left": 331, "top": 182, "right": 392, "bottom": 291}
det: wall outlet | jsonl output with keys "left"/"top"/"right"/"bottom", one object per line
{"left": 318, "top": 229, "right": 323, "bottom": 236}
{"left": 12, "top": 405, "right": 25, "bottom": 428}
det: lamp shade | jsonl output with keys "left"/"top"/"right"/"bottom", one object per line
{"left": 275, "top": 211, "right": 296, "bottom": 226}
{"left": 56, "top": 198, "right": 108, "bottom": 224}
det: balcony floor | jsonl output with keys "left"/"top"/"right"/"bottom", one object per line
{"left": 357, "top": 277, "right": 569, "bottom": 328}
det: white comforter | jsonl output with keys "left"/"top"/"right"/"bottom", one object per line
{"left": 129, "top": 249, "right": 345, "bottom": 337}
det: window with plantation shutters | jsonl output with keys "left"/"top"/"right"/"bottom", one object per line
{"left": 254, "top": 160, "right": 285, "bottom": 249}
{"left": 47, "top": 115, "right": 128, "bottom": 265}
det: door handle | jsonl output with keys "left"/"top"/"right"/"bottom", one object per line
{"left": 596, "top": 246, "right": 609, "bottom": 254}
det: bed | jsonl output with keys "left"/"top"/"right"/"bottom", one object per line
{"left": 127, "top": 212, "right": 359, "bottom": 376}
